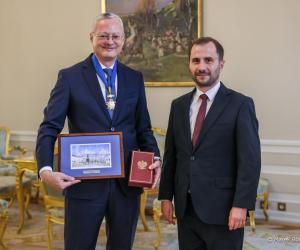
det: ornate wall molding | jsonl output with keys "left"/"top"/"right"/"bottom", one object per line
{"left": 255, "top": 209, "right": 300, "bottom": 224}
{"left": 261, "top": 139, "right": 300, "bottom": 154}
{"left": 11, "top": 130, "right": 300, "bottom": 154}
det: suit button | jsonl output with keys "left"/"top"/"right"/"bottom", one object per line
{"left": 190, "top": 156, "right": 195, "bottom": 161}
{"left": 111, "top": 127, "right": 115, "bottom": 132}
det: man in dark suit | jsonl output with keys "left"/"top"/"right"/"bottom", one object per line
{"left": 158, "top": 37, "right": 261, "bottom": 250}
{"left": 36, "top": 13, "right": 161, "bottom": 250}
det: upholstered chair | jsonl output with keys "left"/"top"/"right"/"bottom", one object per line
{"left": 0, "top": 126, "right": 27, "bottom": 164}
{"left": 13, "top": 160, "right": 38, "bottom": 233}
{"left": 0, "top": 199, "right": 9, "bottom": 250}
{"left": 42, "top": 153, "right": 64, "bottom": 250}
{"left": 249, "top": 177, "right": 270, "bottom": 232}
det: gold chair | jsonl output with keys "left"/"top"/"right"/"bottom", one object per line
{"left": 0, "top": 166, "right": 17, "bottom": 208}
{"left": 42, "top": 153, "right": 64, "bottom": 250}
{"left": 249, "top": 177, "right": 269, "bottom": 232}
{"left": 152, "top": 198, "right": 162, "bottom": 250}
{"left": 139, "top": 127, "right": 166, "bottom": 232}
{"left": 42, "top": 182, "right": 64, "bottom": 250}
{"left": 0, "top": 199, "right": 9, "bottom": 250}
{"left": 14, "top": 159, "right": 37, "bottom": 233}
{"left": 140, "top": 188, "right": 158, "bottom": 231}
{"left": 0, "top": 172, "right": 24, "bottom": 248}
{"left": 0, "top": 126, "right": 27, "bottom": 164}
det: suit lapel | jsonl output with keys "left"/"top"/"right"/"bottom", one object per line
{"left": 193, "top": 83, "right": 232, "bottom": 151}
{"left": 81, "top": 55, "right": 111, "bottom": 121}
{"left": 112, "top": 61, "right": 126, "bottom": 123}
{"left": 182, "top": 90, "right": 195, "bottom": 152}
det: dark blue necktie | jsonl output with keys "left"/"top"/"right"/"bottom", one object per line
{"left": 103, "top": 68, "right": 114, "bottom": 118}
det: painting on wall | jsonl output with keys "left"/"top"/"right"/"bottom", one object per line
{"left": 101, "top": 0, "right": 203, "bottom": 87}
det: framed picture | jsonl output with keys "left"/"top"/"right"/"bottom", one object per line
{"left": 58, "top": 132, "right": 124, "bottom": 179}
{"left": 101, "top": 0, "right": 203, "bottom": 87}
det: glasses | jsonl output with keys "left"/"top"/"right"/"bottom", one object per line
{"left": 93, "top": 33, "right": 123, "bottom": 41}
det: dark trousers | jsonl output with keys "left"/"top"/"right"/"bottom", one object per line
{"left": 64, "top": 180, "right": 140, "bottom": 250}
{"left": 177, "top": 195, "right": 244, "bottom": 250}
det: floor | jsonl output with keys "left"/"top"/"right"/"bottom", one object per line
{"left": 2, "top": 202, "right": 300, "bottom": 250}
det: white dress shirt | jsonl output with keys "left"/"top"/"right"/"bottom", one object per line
{"left": 97, "top": 61, "right": 118, "bottom": 98}
{"left": 189, "top": 82, "right": 221, "bottom": 138}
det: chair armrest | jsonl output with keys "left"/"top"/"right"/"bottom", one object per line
{"left": 9, "top": 145, "right": 28, "bottom": 155}
{"left": 0, "top": 199, "right": 9, "bottom": 211}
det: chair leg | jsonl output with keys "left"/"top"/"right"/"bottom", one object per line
{"left": 16, "top": 185, "right": 25, "bottom": 234}
{"left": 249, "top": 210, "right": 256, "bottom": 232}
{"left": 17, "top": 185, "right": 33, "bottom": 234}
{"left": 139, "top": 192, "right": 149, "bottom": 231}
{"left": 30, "top": 181, "right": 41, "bottom": 204}
{"left": 7, "top": 195, "right": 15, "bottom": 208}
{"left": 0, "top": 211, "right": 8, "bottom": 250}
{"left": 47, "top": 217, "right": 53, "bottom": 250}
{"left": 153, "top": 207, "right": 161, "bottom": 249}
{"left": 24, "top": 188, "right": 32, "bottom": 219}
{"left": 263, "top": 193, "right": 269, "bottom": 221}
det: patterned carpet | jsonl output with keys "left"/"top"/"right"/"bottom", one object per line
{"left": 3, "top": 202, "right": 300, "bottom": 250}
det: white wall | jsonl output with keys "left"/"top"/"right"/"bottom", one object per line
{"left": 0, "top": 0, "right": 100, "bottom": 131}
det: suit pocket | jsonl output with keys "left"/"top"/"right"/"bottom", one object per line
{"left": 65, "top": 180, "right": 106, "bottom": 200}
{"left": 125, "top": 96, "right": 137, "bottom": 103}
{"left": 215, "top": 177, "right": 235, "bottom": 189}
{"left": 124, "top": 97, "right": 138, "bottom": 110}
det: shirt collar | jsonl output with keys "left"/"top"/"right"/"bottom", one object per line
{"left": 99, "top": 60, "right": 116, "bottom": 70}
{"left": 195, "top": 81, "right": 221, "bottom": 101}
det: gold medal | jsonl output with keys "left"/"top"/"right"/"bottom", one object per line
{"left": 107, "top": 98, "right": 116, "bottom": 110}
{"left": 106, "top": 91, "right": 115, "bottom": 110}
{"left": 106, "top": 87, "right": 115, "bottom": 110}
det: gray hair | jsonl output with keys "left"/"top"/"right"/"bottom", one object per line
{"left": 91, "top": 12, "right": 124, "bottom": 34}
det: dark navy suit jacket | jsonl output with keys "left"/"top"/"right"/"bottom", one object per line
{"left": 159, "top": 83, "right": 261, "bottom": 225}
{"left": 36, "top": 54, "right": 160, "bottom": 199}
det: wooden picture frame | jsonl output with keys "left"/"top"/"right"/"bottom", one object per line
{"left": 58, "top": 132, "right": 124, "bottom": 179}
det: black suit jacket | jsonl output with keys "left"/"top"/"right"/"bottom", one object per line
{"left": 159, "top": 83, "right": 261, "bottom": 225}
{"left": 36, "top": 54, "right": 160, "bottom": 198}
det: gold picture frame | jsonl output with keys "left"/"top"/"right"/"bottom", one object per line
{"left": 101, "top": 0, "right": 203, "bottom": 87}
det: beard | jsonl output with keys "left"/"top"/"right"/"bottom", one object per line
{"left": 192, "top": 67, "right": 221, "bottom": 88}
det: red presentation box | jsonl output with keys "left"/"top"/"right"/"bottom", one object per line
{"left": 129, "top": 151, "right": 154, "bottom": 188}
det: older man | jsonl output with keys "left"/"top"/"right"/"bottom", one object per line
{"left": 36, "top": 13, "right": 161, "bottom": 250}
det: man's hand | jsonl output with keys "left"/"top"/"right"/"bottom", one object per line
{"left": 161, "top": 200, "right": 175, "bottom": 225}
{"left": 40, "top": 170, "right": 81, "bottom": 192}
{"left": 148, "top": 160, "right": 161, "bottom": 189}
{"left": 228, "top": 207, "right": 247, "bottom": 230}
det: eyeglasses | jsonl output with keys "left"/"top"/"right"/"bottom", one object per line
{"left": 93, "top": 33, "right": 123, "bottom": 41}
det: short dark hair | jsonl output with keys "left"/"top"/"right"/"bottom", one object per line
{"left": 189, "top": 37, "right": 224, "bottom": 60}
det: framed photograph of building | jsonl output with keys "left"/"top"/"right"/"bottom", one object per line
{"left": 58, "top": 132, "right": 124, "bottom": 179}
{"left": 101, "top": 0, "right": 203, "bottom": 87}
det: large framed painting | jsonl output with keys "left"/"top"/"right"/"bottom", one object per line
{"left": 101, "top": 0, "right": 203, "bottom": 87}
